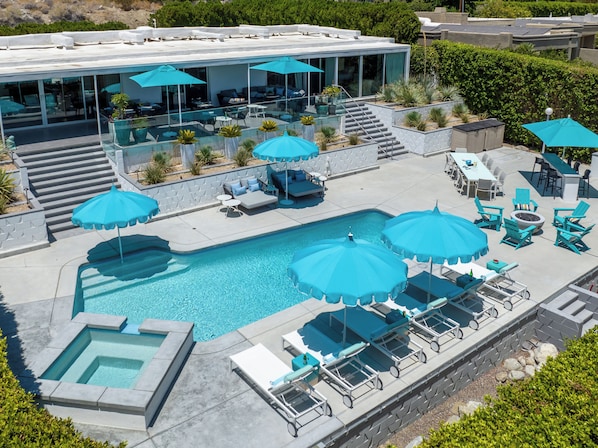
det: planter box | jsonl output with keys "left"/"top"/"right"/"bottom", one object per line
{"left": 0, "top": 195, "right": 48, "bottom": 256}
{"left": 393, "top": 126, "right": 453, "bottom": 156}
{"left": 118, "top": 141, "right": 379, "bottom": 215}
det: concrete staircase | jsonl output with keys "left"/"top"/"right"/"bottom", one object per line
{"left": 18, "top": 141, "right": 118, "bottom": 235}
{"left": 343, "top": 101, "right": 406, "bottom": 159}
{"left": 537, "top": 285, "right": 598, "bottom": 351}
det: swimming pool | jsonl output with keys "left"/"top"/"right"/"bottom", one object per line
{"left": 74, "top": 210, "right": 391, "bottom": 341}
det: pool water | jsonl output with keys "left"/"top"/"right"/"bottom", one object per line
{"left": 74, "top": 210, "right": 390, "bottom": 341}
{"left": 41, "top": 328, "right": 164, "bottom": 389}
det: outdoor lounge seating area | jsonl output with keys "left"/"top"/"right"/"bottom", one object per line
{"left": 223, "top": 176, "right": 279, "bottom": 211}
{"left": 271, "top": 169, "right": 324, "bottom": 199}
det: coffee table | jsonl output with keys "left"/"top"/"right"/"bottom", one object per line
{"left": 510, "top": 210, "right": 545, "bottom": 234}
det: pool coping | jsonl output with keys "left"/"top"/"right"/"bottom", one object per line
{"left": 19, "top": 313, "right": 194, "bottom": 430}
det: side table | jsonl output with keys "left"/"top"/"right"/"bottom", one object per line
{"left": 486, "top": 259, "right": 508, "bottom": 273}
{"left": 222, "top": 198, "right": 241, "bottom": 217}
{"left": 291, "top": 352, "right": 320, "bottom": 385}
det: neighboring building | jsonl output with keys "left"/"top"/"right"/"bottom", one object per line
{"left": 0, "top": 24, "right": 410, "bottom": 137}
{"left": 417, "top": 8, "right": 598, "bottom": 61}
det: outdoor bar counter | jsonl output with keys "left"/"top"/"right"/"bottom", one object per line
{"left": 542, "top": 153, "right": 580, "bottom": 202}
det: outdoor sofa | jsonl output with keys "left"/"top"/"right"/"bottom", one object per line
{"left": 271, "top": 169, "right": 324, "bottom": 199}
{"left": 223, "top": 176, "right": 278, "bottom": 211}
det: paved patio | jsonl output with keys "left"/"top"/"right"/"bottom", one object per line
{"left": 0, "top": 146, "right": 596, "bottom": 448}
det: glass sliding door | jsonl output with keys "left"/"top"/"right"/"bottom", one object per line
{"left": 338, "top": 56, "right": 359, "bottom": 97}
{"left": 385, "top": 53, "right": 407, "bottom": 86}
{"left": 44, "top": 77, "right": 86, "bottom": 124}
{"left": 363, "top": 54, "right": 384, "bottom": 97}
{"left": 0, "top": 80, "right": 42, "bottom": 129}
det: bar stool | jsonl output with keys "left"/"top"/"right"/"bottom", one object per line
{"left": 578, "top": 169, "right": 591, "bottom": 199}
{"left": 543, "top": 167, "right": 562, "bottom": 198}
{"left": 536, "top": 160, "right": 550, "bottom": 186}
{"left": 573, "top": 161, "right": 581, "bottom": 173}
{"left": 531, "top": 156, "right": 543, "bottom": 180}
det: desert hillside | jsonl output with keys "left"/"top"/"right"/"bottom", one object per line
{"left": 0, "top": 0, "right": 158, "bottom": 30}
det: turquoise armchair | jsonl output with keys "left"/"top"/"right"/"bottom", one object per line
{"left": 500, "top": 218, "right": 535, "bottom": 249}
{"left": 474, "top": 197, "right": 503, "bottom": 231}
{"left": 555, "top": 223, "right": 594, "bottom": 255}
{"left": 512, "top": 188, "right": 538, "bottom": 212}
{"left": 553, "top": 200, "right": 590, "bottom": 230}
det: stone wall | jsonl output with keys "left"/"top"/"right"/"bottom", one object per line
{"left": 119, "top": 142, "right": 379, "bottom": 215}
{"left": 392, "top": 126, "right": 452, "bottom": 156}
{"left": 0, "top": 196, "right": 49, "bottom": 256}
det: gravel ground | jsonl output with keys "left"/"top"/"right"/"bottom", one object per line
{"left": 379, "top": 363, "right": 503, "bottom": 448}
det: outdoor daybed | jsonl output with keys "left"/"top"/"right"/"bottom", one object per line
{"left": 271, "top": 170, "right": 324, "bottom": 199}
{"left": 223, "top": 176, "right": 278, "bottom": 211}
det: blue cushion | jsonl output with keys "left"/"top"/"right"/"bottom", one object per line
{"left": 232, "top": 185, "right": 247, "bottom": 196}
{"left": 295, "top": 172, "right": 306, "bottom": 182}
{"left": 231, "top": 181, "right": 241, "bottom": 190}
{"left": 247, "top": 178, "right": 259, "bottom": 186}
{"left": 249, "top": 183, "right": 260, "bottom": 192}
{"left": 276, "top": 87, "right": 284, "bottom": 96}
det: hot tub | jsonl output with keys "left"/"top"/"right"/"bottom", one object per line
{"left": 21, "top": 313, "right": 193, "bottom": 430}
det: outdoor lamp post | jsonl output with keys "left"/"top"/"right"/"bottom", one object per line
{"left": 541, "top": 107, "right": 553, "bottom": 153}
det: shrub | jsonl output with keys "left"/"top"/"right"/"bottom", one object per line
{"left": 195, "top": 145, "right": 217, "bottom": 165}
{"left": 189, "top": 161, "right": 202, "bottom": 176}
{"left": 258, "top": 120, "right": 279, "bottom": 133}
{"left": 404, "top": 111, "right": 422, "bottom": 128}
{"left": 349, "top": 133, "right": 361, "bottom": 145}
{"left": 143, "top": 163, "right": 166, "bottom": 184}
{"left": 233, "top": 147, "right": 252, "bottom": 167}
{"left": 218, "top": 124, "right": 242, "bottom": 138}
{"left": 437, "top": 85, "right": 462, "bottom": 102}
{"left": 152, "top": 151, "right": 172, "bottom": 173}
{"left": 0, "top": 331, "right": 124, "bottom": 447}
{"left": 177, "top": 129, "right": 197, "bottom": 144}
{"left": 240, "top": 139, "right": 256, "bottom": 152}
{"left": 0, "top": 168, "right": 15, "bottom": 202}
{"left": 452, "top": 103, "right": 470, "bottom": 122}
{"left": 319, "top": 126, "right": 337, "bottom": 143}
{"left": 429, "top": 107, "right": 448, "bottom": 127}
{"left": 300, "top": 115, "right": 315, "bottom": 125}
{"left": 377, "top": 84, "right": 396, "bottom": 102}
{"left": 286, "top": 129, "right": 299, "bottom": 136}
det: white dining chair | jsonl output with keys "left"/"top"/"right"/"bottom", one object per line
{"left": 476, "top": 178, "right": 496, "bottom": 200}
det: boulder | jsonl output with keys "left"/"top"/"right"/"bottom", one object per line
{"left": 524, "top": 365, "right": 536, "bottom": 377}
{"left": 509, "top": 370, "right": 526, "bottom": 381}
{"left": 503, "top": 357, "right": 523, "bottom": 371}
{"left": 534, "top": 343, "right": 558, "bottom": 366}
{"left": 495, "top": 371, "right": 509, "bottom": 383}
{"left": 458, "top": 400, "right": 482, "bottom": 416}
{"left": 406, "top": 435, "right": 424, "bottom": 448}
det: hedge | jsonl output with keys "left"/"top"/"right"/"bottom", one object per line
{"left": 432, "top": 40, "right": 598, "bottom": 159}
{"left": 151, "top": 0, "right": 421, "bottom": 44}
{"left": 419, "top": 328, "right": 598, "bottom": 447}
{"left": 0, "top": 331, "right": 126, "bottom": 447}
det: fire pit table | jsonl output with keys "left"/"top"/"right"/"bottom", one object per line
{"left": 510, "top": 210, "right": 545, "bottom": 234}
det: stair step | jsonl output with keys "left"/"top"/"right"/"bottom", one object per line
{"left": 583, "top": 318, "right": 598, "bottom": 334}
{"left": 24, "top": 151, "right": 104, "bottom": 169}
{"left": 34, "top": 170, "right": 117, "bottom": 192}
{"left": 38, "top": 184, "right": 114, "bottom": 206}
{"left": 43, "top": 195, "right": 102, "bottom": 217}
{"left": 549, "top": 290, "right": 579, "bottom": 311}
{"left": 562, "top": 299, "right": 586, "bottom": 316}
{"left": 27, "top": 156, "right": 111, "bottom": 176}
{"left": 575, "top": 308, "right": 594, "bottom": 323}
{"left": 19, "top": 145, "right": 103, "bottom": 163}
{"left": 29, "top": 163, "right": 113, "bottom": 184}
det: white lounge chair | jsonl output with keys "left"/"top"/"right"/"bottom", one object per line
{"left": 328, "top": 307, "right": 426, "bottom": 377}
{"left": 229, "top": 343, "right": 332, "bottom": 437}
{"left": 282, "top": 323, "right": 382, "bottom": 408}
{"left": 408, "top": 271, "right": 498, "bottom": 330}
{"left": 375, "top": 292, "right": 463, "bottom": 353}
{"left": 440, "top": 261, "right": 530, "bottom": 310}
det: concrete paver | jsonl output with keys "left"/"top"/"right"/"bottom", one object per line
{"left": 0, "top": 147, "right": 596, "bottom": 447}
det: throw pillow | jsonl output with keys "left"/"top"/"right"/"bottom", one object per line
{"left": 247, "top": 177, "right": 259, "bottom": 186}
{"left": 231, "top": 181, "right": 242, "bottom": 190}
{"left": 249, "top": 183, "right": 260, "bottom": 192}
{"left": 295, "top": 172, "right": 306, "bottom": 182}
{"left": 232, "top": 185, "right": 247, "bottom": 196}
{"left": 276, "top": 87, "right": 284, "bottom": 96}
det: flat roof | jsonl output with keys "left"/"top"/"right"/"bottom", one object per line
{"left": 0, "top": 24, "right": 408, "bottom": 82}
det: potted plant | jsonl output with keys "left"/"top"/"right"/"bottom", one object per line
{"left": 300, "top": 115, "right": 316, "bottom": 142}
{"left": 177, "top": 129, "right": 198, "bottom": 168}
{"left": 218, "top": 124, "right": 242, "bottom": 159}
{"left": 110, "top": 93, "right": 131, "bottom": 146}
{"left": 258, "top": 119, "right": 279, "bottom": 141}
{"left": 322, "top": 86, "right": 341, "bottom": 115}
{"left": 131, "top": 116, "right": 149, "bottom": 143}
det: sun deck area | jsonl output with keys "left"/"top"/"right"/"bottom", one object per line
{"left": 0, "top": 146, "right": 596, "bottom": 447}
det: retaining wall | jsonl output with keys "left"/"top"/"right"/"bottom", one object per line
{"left": 0, "top": 196, "right": 49, "bottom": 256}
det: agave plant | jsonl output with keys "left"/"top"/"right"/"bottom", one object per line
{"left": 195, "top": 145, "right": 217, "bottom": 165}
{"left": 0, "top": 168, "right": 15, "bottom": 202}
{"left": 377, "top": 84, "right": 396, "bottom": 103}
{"left": 300, "top": 115, "right": 315, "bottom": 126}
{"left": 177, "top": 129, "right": 197, "bottom": 144}
{"left": 452, "top": 103, "right": 470, "bottom": 123}
{"left": 319, "top": 126, "right": 337, "bottom": 143}
{"left": 404, "top": 111, "right": 422, "bottom": 128}
{"left": 258, "top": 120, "right": 279, "bottom": 133}
{"left": 438, "top": 85, "right": 462, "bottom": 102}
{"left": 429, "top": 108, "right": 448, "bottom": 128}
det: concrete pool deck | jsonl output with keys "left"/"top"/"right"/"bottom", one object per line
{"left": 0, "top": 146, "right": 596, "bottom": 447}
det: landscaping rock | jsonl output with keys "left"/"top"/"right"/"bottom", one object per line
{"left": 534, "top": 343, "right": 558, "bottom": 366}
{"left": 495, "top": 371, "right": 509, "bottom": 383}
{"left": 503, "top": 357, "right": 523, "bottom": 371}
{"left": 458, "top": 401, "right": 482, "bottom": 416}
{"left": 509, "top": 370, "right": 526, "bottom": 381}
{"left": 405, "top": 435, "right": 423, "bottom": 447}
{"left": 446, "top": 415, "right": 461, "bottom": 425}
{"left": 524, "top": 365, "right": 536, "bottom": 377}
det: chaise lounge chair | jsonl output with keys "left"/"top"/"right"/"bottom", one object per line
{"left": 229, "top": 343, "right": 332, "bottom": 437}
{"left": 375, "top": 291, "right": 464, "bottom": 352}
{"left": 440, "top": 261, "right": 530, "bottom": 310}
{"left": 328, "top": 307, "right": 426, "bottom": 377}
{"left": 281, "top": 323, "right": 382, "bottom": 408}
{"left": 223, "top": 176, "right": 278, "bottom": 211}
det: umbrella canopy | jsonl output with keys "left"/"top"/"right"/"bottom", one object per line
{"left": 522, "top": 116, "right": 598, "bottom": 149}
{"left": 101, "top": 83, "right": 121, "bottom": 94}
{"left": 130, "top": 65, "right": 206, "bottom": 127}
{"left": 253, "top": 131, "right": 318, "bottom": 205}
{"left": 251, "top": 56, "right": 322, "bottom": 111}
{"left": 72, "top": 185, "right": 160, "bottom": 262}
{"left": 381, "top": 204, "right": 489, "bottom": 300}
{"left": 288, "top": 232, "right": 408, "bottom": 344}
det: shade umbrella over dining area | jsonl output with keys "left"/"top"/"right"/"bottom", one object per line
{"left": 71, "top": 185, "right": 160, "bottom": 263}
{"left": 522, "top": 116, "right": 598, "bottom": 157}
{"left": 288, "top": 232, "right": 409, "bottom": 346}
{"left": 252, "top": 131, "right": 318, "bottom": 205}
{"left": 130, "top": 65, "right": 206, "bottom": 127}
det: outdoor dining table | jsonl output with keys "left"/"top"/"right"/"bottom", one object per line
{"left": 450, "top": 153, "right": 496, "bottom": 198}
{"left": 542, "top": 153, "right": 580, "bottom": 202}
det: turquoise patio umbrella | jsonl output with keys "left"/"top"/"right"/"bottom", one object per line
{"left": 288, "top": 232, "right": 409, "bottom": 344}
{"left": 381, "top": 204, "right": 488, "bottom": 300}
{"left": 250, "top": 56, "right": 323, "bottom": 111}
{"left": 72, "top": 186, "right": 160, "bottom": 263}
{"left": 252, "top": 131, "right": 318, "bottom": 205}
{"left": 130, "top": 65, "right": 206, "bottom": 127}
{"left": 522, "top": 116, "right": 598, "bottom": 156}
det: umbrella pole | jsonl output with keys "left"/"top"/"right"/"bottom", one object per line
{"left": 285, "top": 75, "right": 288, "bottom": 113}
{"left": 117, "top": 227, "right": 124, "bottom": 264}
{"left": 177, "top": 84, "right": 183, "bottom": 127}
{"left": 280, "top": 162, "right": 294, "bottom": 206}
{"left": 427, "top": 259, "right": 433, "bottom": 303}
{"left": 0, "top": 104, "right": 5, "bottom": 149}
{"left": 343, "top": 307, "right": 347, "bottom": 346}
{"left": 166, "top": 88, "right": 171, "bottom": 128}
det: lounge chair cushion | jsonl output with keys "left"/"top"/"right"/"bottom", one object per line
{"left": 337, "top": 341, "right": 367, "bottom": 359}
{"left": 247, "top": 178, "right": 259, "bottom": 186}
{"left": 249, "top": 183, "right": 260, "bottom": 192}
{"left": 370, "top": 317, "right": 408, "bottom": 340}
{"left": 515, "top": 203, "right": 531, "bottom": 211}
{"left": 427, "top": 297, "right": 448, "bottom": 310}
{"left": 284, "top": 365, "right": 313, "bottom": 383}
{"left": 295, "top": 172, "right": 307, "bottom": 182}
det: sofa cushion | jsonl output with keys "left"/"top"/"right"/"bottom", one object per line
{"left": 233, "top": 185, "right": 247, "bottom": 196}
{"left": 295, "top": 172, "right": 306, "bottom": 182}
{"left": 249, "top": 183, "right": 260, "bottom": 192}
